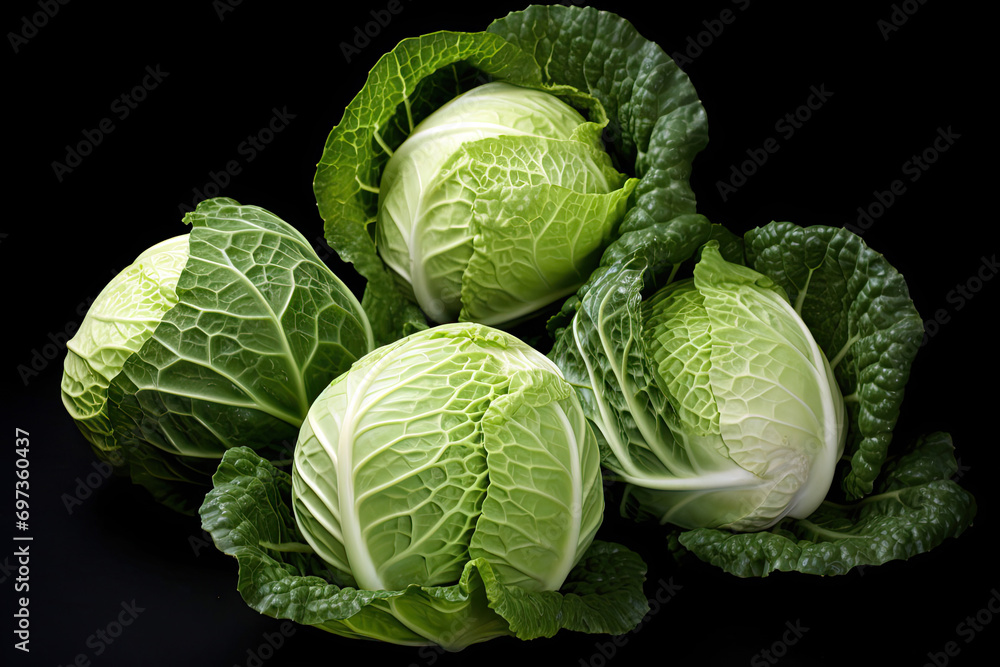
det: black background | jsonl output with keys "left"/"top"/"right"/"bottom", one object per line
{"left": 4, "top": 1, "right": 995, "bottom": 666}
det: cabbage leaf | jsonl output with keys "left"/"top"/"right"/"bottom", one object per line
{"left": 200, "top": 447, "right": 648, "bottom": 650}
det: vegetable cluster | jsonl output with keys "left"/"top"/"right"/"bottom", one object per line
{"left": 60, "top": 2, "right": 975, "bottom": 654}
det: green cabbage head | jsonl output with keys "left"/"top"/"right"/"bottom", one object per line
{"left": 376, "top": 81, "right": 637, "bottom": 326}
{"left": 564, "top": 242, "right": 846, "bottom": 531}
{"left": 60, "top": 198, "right": 374, "bottom": 512}
{"left": 289, "top": 322, "right": 612, "bottom": 647}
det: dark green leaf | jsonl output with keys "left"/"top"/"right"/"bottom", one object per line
{"left": 677, "top": 433, "right": 976, "bottom": 577}
{"left": 200, "top": 447, "right": 648, "bottom": 650}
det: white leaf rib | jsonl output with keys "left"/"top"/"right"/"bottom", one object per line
{"left": 572, "top": 292, "right": 642, "bottom": 479}
{"left": 334, "top": 346, "right": 418, "bottom": 591}
{"left": 548, "top": 401, "right": 583, "bottom": 588}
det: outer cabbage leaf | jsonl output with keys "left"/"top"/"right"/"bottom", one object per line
{"left": 200, "top": 447, "right": 648, "bottom": 651}
{"left": 677, "top": 432, "right": 977, "bottom": 577}
{"left": 744, "top": 222, "right": 923, "bottom": 498}
{"left": 548, "top": 215, "right": 736, "bottom": 485}
{"left": 105, "top": 198, "right": 374, "bottom": 513}
{"left": 487, "top": 4, "right": 708, "bottom": 234}
{"left": 471, "top": 367, "right": 604, "bottom": 592}
{"left": 460, "top": 176, "right": 635, "bottom": 324}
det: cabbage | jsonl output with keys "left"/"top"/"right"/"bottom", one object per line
{"left": 376, "top": 81, "right": 635, "bottom": 325}
{"left": 604, "top": 242, "right": 846, "bottom": 530}
{"left": 60, "top": 198, "right": 373, "bottom": 512}
{"left": 550, "top": 218, "right": 976, "bottom": 575}
{"left": 200, "top": 323, "right": 648, "bottom": 650}
{"left": 313, "top": 5, "right": 706, "bottom": 344}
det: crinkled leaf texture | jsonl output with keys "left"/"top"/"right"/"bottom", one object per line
{"left": 550, "top": 219, "right": 975, "bottom": 574}
{"left": 314, "top": 4, "right": 706, "bottom": 344}
{"left": 374, "top": 82, "right": 638, "bottom": 326}
{"left": 744, "top": 223, "right": 923, "bottom": 498}
{"left": 677, "top": 433, "right": 976, "bottom": 577}
{"left": 200, "top": 447, "right": 649, "bottom": 651}
{"left": 61, "top": 236, "right": 189, "bottom": 457}
{"left": 291, "top": 322, "right": 605, "bottom": 595}
{"left": 104, "top": 198, "right": 373, "bottom": 513}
